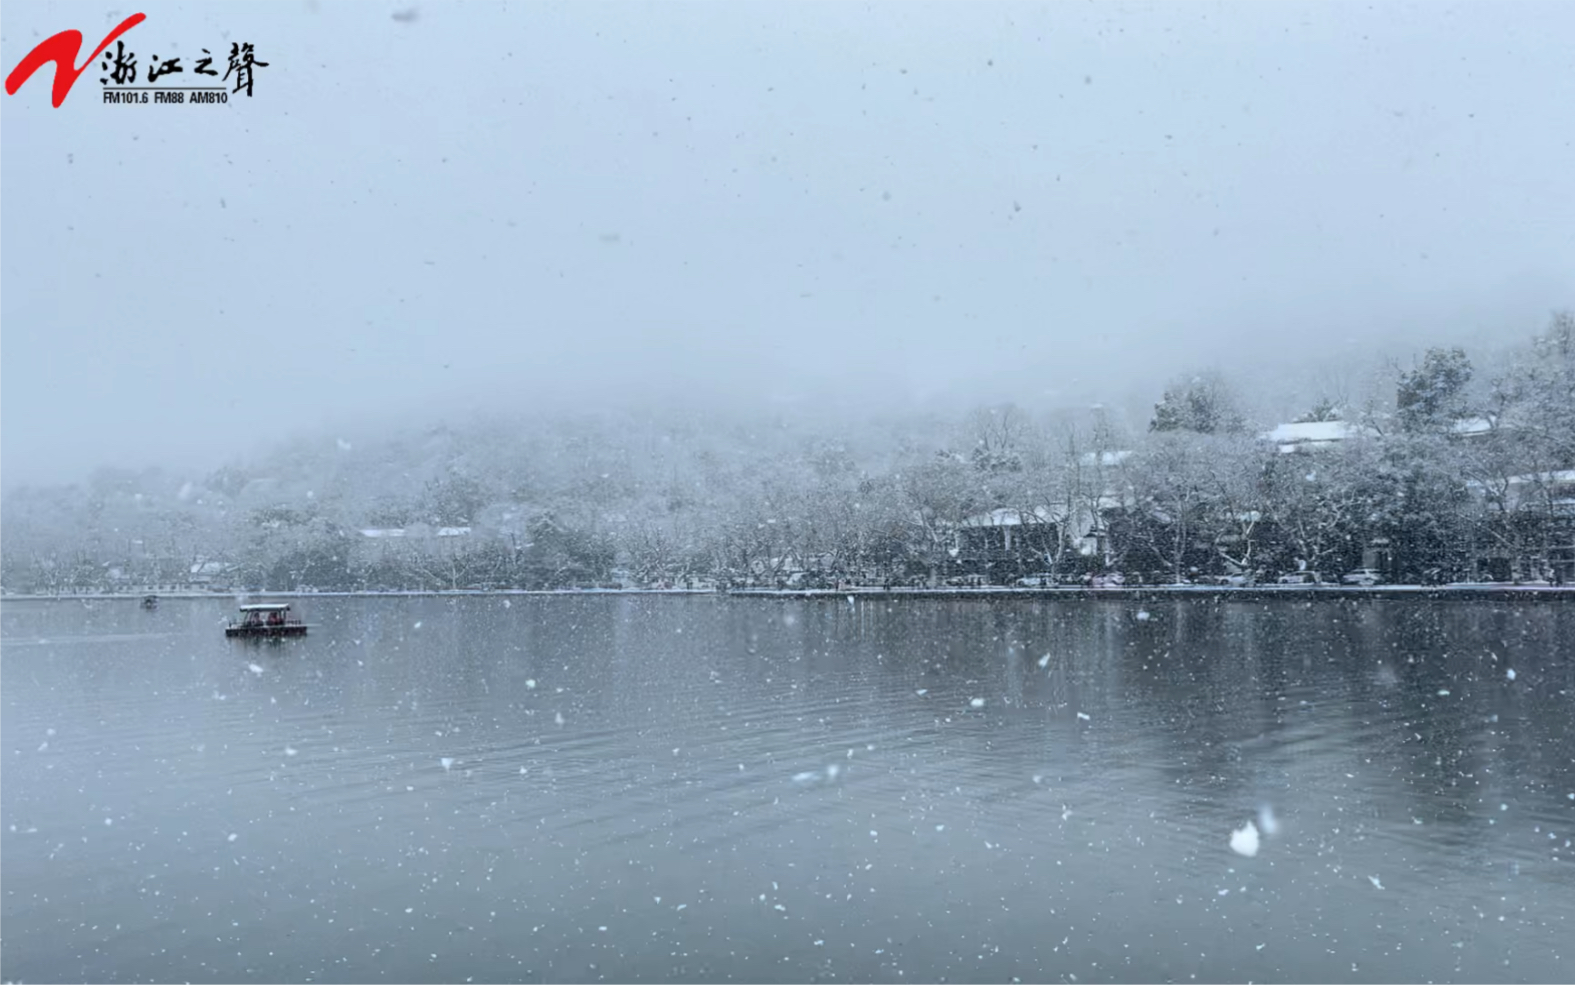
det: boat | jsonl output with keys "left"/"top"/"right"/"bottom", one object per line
{"left": 225, "top": 603, "right": 309, "bottom": 638}
{"left": 142, "top": 594, "right": 159, "bottom": 609}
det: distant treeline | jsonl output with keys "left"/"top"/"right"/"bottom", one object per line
{"left": 4, "top": 313, "right": 1572, "bottom": 592}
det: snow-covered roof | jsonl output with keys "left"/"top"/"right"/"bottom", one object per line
{"left": 1079, "top": 450, "right": 1133, "bottom": 467}
{"left": 189, "top": 560, "right": 231, "bottom": 575}
{"left": 1467, "top": 469, "right": 1575, "bottom": 488}
{"left": 435, "top": 526, "right": 472, "bottom": 537}
{"left": 360, "top": 528, "right": 407, "bottom": 538}
{"left": 239, "top": 603, "right": 291, "bottom": 612}
{"left": 1261, "top": 420, "right": 1376, "bottom": 453}
{"left": 1262, "top": 421, "right": 1360, "bottom": 444}
{"left": 959, "top": 506, "right": 1061, "bottom": 528}
{"left": 1451, "top": 416, "right": 1496, "bottom": 436}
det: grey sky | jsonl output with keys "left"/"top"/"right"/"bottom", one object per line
{"left": 3, "top": 0, "right": 1571, "bottom": 486}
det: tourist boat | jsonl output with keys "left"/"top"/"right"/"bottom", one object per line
{"left": 225, "top": 603, "right": 309, "bottom": 638}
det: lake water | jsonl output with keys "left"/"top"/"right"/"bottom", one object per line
{"left": 3, "top": 596, "right": 1573, "bottom": 983}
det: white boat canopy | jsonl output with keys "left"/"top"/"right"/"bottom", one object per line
{"left": 238, "top": 603, "right": 292, "bottom": 612}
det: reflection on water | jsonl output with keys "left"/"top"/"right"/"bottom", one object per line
{"left": 3, "top": 596, "right": 1572, "bottom": 983}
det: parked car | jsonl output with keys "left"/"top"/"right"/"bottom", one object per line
{"left": 1341, "top": 568, "right": 1382, "bottom": 586}
{"left": 1015, "top": 573, "right": 1056, "bottom": 587}
{"left": 1277, "top": 572, "right": 1323, "bottom": 585}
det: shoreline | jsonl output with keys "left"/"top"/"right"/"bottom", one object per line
{"left": 728, "top": 585, "right": 1575, "bottom": 602}
{"left": 4, "top": 585, "right": 1574, "bottom": 603}
{"left": 0, "top": 588, "right": 716, "bottom": 601}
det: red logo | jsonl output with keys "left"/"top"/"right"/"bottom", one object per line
{"left": 5, "top": 14, "right": 147, "bottom": 107}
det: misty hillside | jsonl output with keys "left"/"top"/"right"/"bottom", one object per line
{"left": 4, "top": 313, "right": 1572, "bottom": 592}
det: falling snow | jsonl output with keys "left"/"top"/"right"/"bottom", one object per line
{"left": 4, "top": 8, "right": 1574, "bottom": 984}
{"left": 1230, "top": 821, "right": 1261, "bottom": 857}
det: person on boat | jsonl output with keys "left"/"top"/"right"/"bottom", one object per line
{"left": 267, "top": 611, "right": 283, "bottom": 626}
{"left": 243, "top": 611, "right": 262, "bottom": 628}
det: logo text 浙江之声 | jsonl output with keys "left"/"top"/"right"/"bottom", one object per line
{"left": 6, "top": 15, "right": 271, "bottom": 108}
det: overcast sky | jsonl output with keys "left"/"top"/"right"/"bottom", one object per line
{"left": 3, "top": 0, "right": 1572, "bottom": 486}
